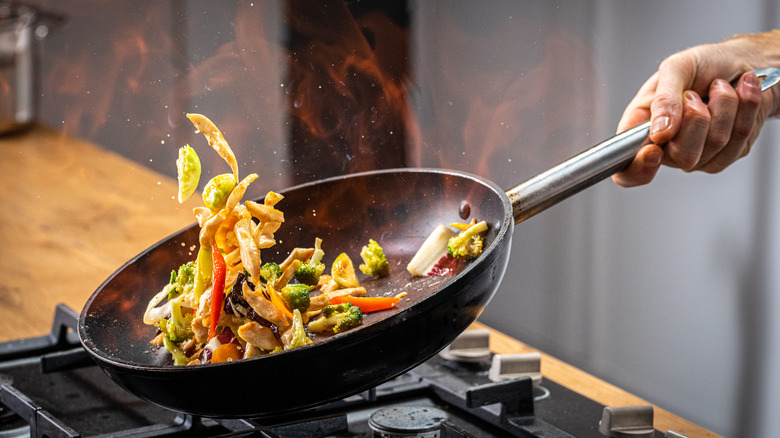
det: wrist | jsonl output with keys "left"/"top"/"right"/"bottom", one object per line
{"left": 722, "top": 30, "right": 780, "bottom": 117}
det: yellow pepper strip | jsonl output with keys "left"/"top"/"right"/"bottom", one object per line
{"left": 215, "top": 214, "right": 239, "bottom": 253}
{"left": 449, "top": 219, "right": 477, "bottom": 231}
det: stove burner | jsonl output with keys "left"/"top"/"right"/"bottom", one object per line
{"left": 0, "top": 305, "right": 674, "bottom": 438}
{"left": 368, "top": 405, "right": 449, "bottom": 438}
{"left": 0, "top": 375, "right": 27, "bottom": 438}
{"left": 0, "top": 405, "right": 28, "bottom": 438}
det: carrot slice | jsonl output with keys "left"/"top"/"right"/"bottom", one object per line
{"left": 212, "top": 343, "right": 242, "bottom": 363}
{"left": 267, "top": 284, "right": 294, "bottom": 321}
{"left": 329, "top": 295, "right": 400, "bottom": 313}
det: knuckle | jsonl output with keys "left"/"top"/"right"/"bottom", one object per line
{"left": 706, "top": 130, "right": 730, "bottom": 150}
{"left": 710, "top": 82, "right": 739, "bottom": 105}
{"left": 659, "top": 52, "right": 696, "bottom": 77}
{"left": 651, "top": 94, "right": 682, "bottom": 116}
{"left": 698, "top": 162, "right": 727, "bottom": 174}
{"left": 688, "top": 110, "right": 711, "bottom": 126}
{"left": 667, "top": 147, "right": 701, "bottom": 171}
{"left": 730, "top": 122, "right": 754, "bottom": 141}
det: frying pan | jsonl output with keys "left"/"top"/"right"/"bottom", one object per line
{"left": 79, "top": 68, "right": 780, "bottom": 418}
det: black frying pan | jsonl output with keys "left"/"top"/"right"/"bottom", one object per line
{"left": 78, "top": 68, "right": 780, "bottom": 418}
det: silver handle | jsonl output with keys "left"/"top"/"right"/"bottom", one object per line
{"left": 507, "top": 67, "right": 780, "bottom": 224}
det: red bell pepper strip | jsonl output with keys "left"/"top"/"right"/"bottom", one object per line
{"left": 208, "top": 243, "right": 226, "bottom": 339}
{"left": 329, "top": 295, "right": 400, "bottom": 313}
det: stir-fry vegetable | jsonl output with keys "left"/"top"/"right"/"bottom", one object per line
{"left": 447, "top": 220, "right": 488, "bottom": 260}
{"left": 329, "top": 295, "right": 400, "bottom": 313}
{"left": 280, "top": 283, "right": 313, "bottom": 314}
{"left": 307, "top": 303, "right": 363, "bottom": 334}
{"left": 332, "top": 253, "right": 359, "bottom": 288}
{"left": 147, "top": 114, "right": 447, "bottom": 366}
{"left": 407, "top": 220, "right": 489, "bottom": 277}
{"left": 287, "top": 309, "right": 313, "bottom": 348}
{"left": 294, "top": 238, "right": 325, "bottom": 286}
{"left": 208, "top": 243, "right": 226, "bottom": 340}
{"left": 202, "top": 174, "right": 236, "bottom": 211}
{"left": 358, "top": 239, "right": 389, "bottom": 277}
{"left": 406, "top": 225, "right": 457, "bottom": 276}
{"left": 176, "top": 145, "right": 201, "bottom": 203}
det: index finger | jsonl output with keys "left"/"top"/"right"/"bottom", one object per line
{"left": 616, "top": 73, "right": 658, "bottom": 133}
{"left": 648, "top": 55, "right": 698, "bottom": 144}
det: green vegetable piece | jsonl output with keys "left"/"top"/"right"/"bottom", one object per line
{"left": 168, "top": 261, "right": 196, "bottom": 299}
{"left": 288, "top": 309, "right": 313, "bottom": 349}
{"left": 307, "top": 303, "right": 363, "bottom": 334}
{"left": 162, "top": 336, "right": 190, "bottom": 365}
{"left": 164, "top": 299, "right": 194, "bottom": 343}
{"left": 259, "top": 262, "right": 283, "bottom": 285}
{"left": 176, "top": 145, "right": 201, "bottom": 204}
{"left": 176, "top": 262, "right": 196, "bottom": 288}
{"left": 332, "top": 253, "right": 359, "bottom": 288}
{"left": 281, "top": 283, "right": 312, "bottom": 313}
{"left": 202, "top": 173, "right": 237, "bottom": 211}
{"left": 359, "top": 239, "right": 389, "bottom": 277}
{"left": 295, "top": 263, "right": 325, "bottom": 286}
{"left": 193, "top": 246, "right": 213, "bottom": 302}
{"left": 295, "top": 238, "right": 326, "bottom": 286}
{"left": 447, "top": 221, "right": 489, "bottom": 260}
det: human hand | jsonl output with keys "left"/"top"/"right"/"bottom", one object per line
{"left": 612, "top": 31, "right": 780, "bottom": 187}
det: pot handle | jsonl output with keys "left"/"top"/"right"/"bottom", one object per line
{"left": 507, "top": 67, "right": 780, "bottom": 224}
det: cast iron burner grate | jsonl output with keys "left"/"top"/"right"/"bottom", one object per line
{"left": 0, "top": 304, "right": 667, "bottom": 438}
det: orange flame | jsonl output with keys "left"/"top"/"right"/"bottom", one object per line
{"left": 284, "top": 0, "right": 411, "bottom": 184}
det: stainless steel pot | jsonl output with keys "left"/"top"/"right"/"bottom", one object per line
{"left": 0, "top": 3, "right": 60, "bottom": 134}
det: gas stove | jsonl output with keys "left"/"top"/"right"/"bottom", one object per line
{"left": 0, "top": 304, "right": 685, "bottom": 438}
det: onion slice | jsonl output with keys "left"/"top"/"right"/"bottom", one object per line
{"left": 143, "top": 284, "right": 175, "bottom": 325}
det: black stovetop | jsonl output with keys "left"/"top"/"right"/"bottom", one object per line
{"left": 0, "top": 304, "right": 667, "bottom": 438}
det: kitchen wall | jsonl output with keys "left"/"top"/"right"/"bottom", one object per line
{"left": 26, "top": 0, "right": 779, "bottom": 436}
{"left": 407, "top": 1, "right": 778, "bottom": 437}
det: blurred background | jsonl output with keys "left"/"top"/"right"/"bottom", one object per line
{"left": 10, "top": 0, "right": 780, "bottom": 436}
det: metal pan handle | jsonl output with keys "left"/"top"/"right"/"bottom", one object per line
{"left": 507, "top": 67, "right": 780, "bottom": 224}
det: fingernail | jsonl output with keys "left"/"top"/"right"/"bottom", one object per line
{"left": 650, "top": 115, "right": 670, "bottom": 135}
{"left": 646, "top": 149, "right": 662, "bottom": 167}
{"left": 714, "top": 78, "right": 731, "bottom": 89}
{"left": 744, "top": 73, "right": 760, "bottom": 88}
{"left": 685, "top": 91, "right": 701, "bottom": 102}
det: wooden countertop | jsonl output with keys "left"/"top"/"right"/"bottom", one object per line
{"left": 0, "top": 125, "right": 718, "bottom": 437}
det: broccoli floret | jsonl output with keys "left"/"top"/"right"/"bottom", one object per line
{"left": 162, "top": 335, "right": 190, "bottom": 365}
{"left": 288, "top": 309, "right": 313, "bottom": 349}
{"left": 162, "top": 298, "right": 194, "bottom": 343}
{"left": 295, "top": 237, "right": 325, "bottom": 286}
{"left": 447, "top": 221, "right": 488, "bottom": 260}
{"left": 307, "top": 303, "right": 363, "bottom": 334}
{"left": 281, "top": 283, "right": 312, "bottom": 313}
{"left": 169, "top": 261, "right": 196, "bottom": 298}
{"left": 359, "top": 239, "right": 390, "bottom": 277}
{"left": 258, "top": 262, "right": 283, "bottom": 284}
{"left": 294, "top": 264, "right": 323, "bottom": 287}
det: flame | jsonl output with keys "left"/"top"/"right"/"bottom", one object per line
{"left": 37, "top": 2, "right": 598, "bottom": 195}
{"left": 405, "top": 6, "right": 601, "bottom": 187}
{"left": 284, "top": 0, "right": 411, "bottom": 184}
